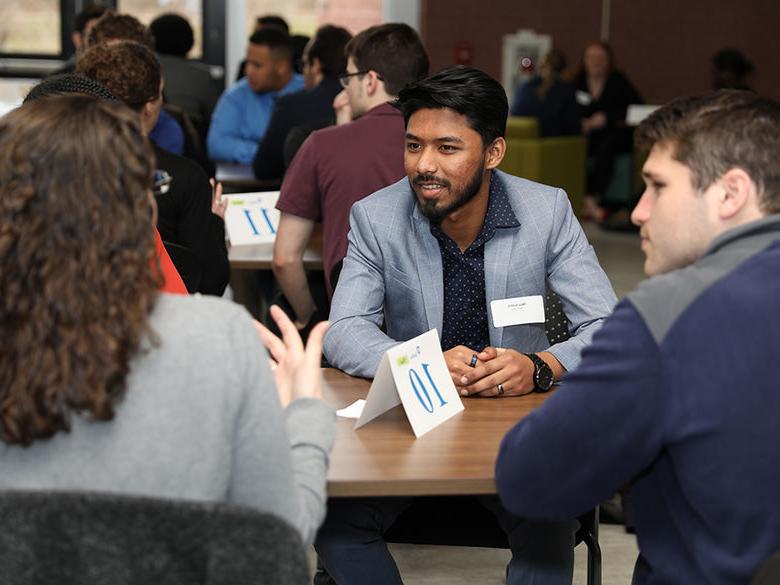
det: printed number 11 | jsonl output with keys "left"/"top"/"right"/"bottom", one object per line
{"left": 409, "top": 363, "right": 448, "bottom": 414}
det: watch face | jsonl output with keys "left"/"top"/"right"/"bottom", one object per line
{"left": 535, "top": 365, "right": 554, "bottom": 391}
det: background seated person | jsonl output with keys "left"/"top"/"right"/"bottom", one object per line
{"left": 273, "top": 23, "right": 429, "bottom": 331}
{"left": 149, "top": 12, "right": 222, "bottom": 143}
{"left": 0, "top": 95, "right": 334, "bottom": 549}
{"left": 317, "top": 66, "right": 617, "bottom": 585}
{"left": 77, "top": 41, "right": 229, "bottom": 295}
{"left": 510, "top": 48, "right": 581, "bottom": 137}
{"left": 496, "top": 90, "right": 780, "bottom": 585}
{"left": 86, "top": 11, "right": 186, "bottom": 156}
{"left": 573, "top": 41, "right": 642, "bottom": 221}
{"left": 23, "top": 73, "right": 187, "bottom": 296}
{"left": 252, "top": 24, "right": 352, "bottom": 181}
{"left": 208, "top": 28, "right": 303, "bottom": 164}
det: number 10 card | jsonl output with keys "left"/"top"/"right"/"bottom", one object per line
{"left": 355, "top": 329, "right": 464, "bottom": 438}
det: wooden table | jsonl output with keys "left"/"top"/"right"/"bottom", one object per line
{"left": 322, "top": 368, "right": 550, "bottom": 498}
{"left": 228, "top": 225, "right": 324, "bottom": 270}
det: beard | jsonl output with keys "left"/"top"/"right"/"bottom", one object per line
{"left": 412, "top": 161, "right": 486, "bottom": 224}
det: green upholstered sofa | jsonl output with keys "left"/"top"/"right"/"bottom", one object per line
{"left": 499, "top": 117, "right": 587, "bottom": 216}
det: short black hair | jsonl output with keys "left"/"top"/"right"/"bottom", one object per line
{"left": 345, "top": 23, "right": 429, "bottom": 96}
{"left": 307, "top": 25, "right": 351, "bottom": 77}
{"left": 249, "top": 28, "right": 293, "bottom": 62}
{"left": 149, "top": 13, "right": 194, "bottom": 57}
{"left": 395, "top": 66, "right": 508, "bottom": 147}
{"left": 256, "top": 15, "right": 289, "bottom": 34}
{"left": 24, "top": 74, "right": 117, "bottom": 104}
{"left": 75, "top": 4, "right": 107, "bottom": 34}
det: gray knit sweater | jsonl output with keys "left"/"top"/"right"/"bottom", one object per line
{"left": 0, "top": 294, "right": 336, "bottom": 547}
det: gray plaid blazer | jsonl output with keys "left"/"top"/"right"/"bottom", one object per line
{"left": 324, "top": 171, "right": 617, "bottom": 378}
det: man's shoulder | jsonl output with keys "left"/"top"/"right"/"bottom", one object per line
{"left": 627, "top": 252, "right": 742, "bottom": 344}
{"left": 494, "top": 170, "right": 566, "bottom": 215}
{"left": 496, "top": 170, "right": 561, "bottom": 197}
{"left": 313, "top": 105, "right": 403, "bottom": 141}
{"left": 220, "top": 78, "right": 252, "bottom": 102}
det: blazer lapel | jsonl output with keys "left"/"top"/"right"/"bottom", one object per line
{"left": 485, "top": 227, "right": 518, "bottom": 348}
{"left": 411, "top": 206, "right": 444, "bottom": 334}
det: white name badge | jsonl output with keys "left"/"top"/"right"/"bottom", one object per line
{"left": 224, "top": 191, "right": 280, "bottom": 246}
{"left": 575, "top": 90, "right": 592, "bottom": 106}
{"left": 355, "top": 329, "right": 464, "bottom": 438}
{"left": 490, "top": 295, "right": 545, "bottom": 327}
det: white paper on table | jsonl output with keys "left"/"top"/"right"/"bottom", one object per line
{"left": 224, "top": 192, "right": 280, "bottom": 246}
{"left": 336, "top": 400, "right": 366, "bottom": 419}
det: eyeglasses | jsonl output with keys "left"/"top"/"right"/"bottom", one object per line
{"left": 338, "top": 70, "right": 384, "bottom": 89}
{"left": 152, "top": 169, "right": 172, "bottom": 196}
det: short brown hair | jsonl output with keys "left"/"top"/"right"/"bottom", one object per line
{"left": 345, "top": 23, "right": 429, "bottom": 95}
{"left": 77, "top": 41, "right": 161, "bottom": 111}
{"left": 87, "top": 12, "right": 154, "bottom": 48}
{"left": 636, "top": 90, "right": 780, "bottom": 214}
{"left": 0, "top": 95, "right": 159, "bottom": 446}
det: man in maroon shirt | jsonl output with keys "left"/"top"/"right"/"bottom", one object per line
{"left": 273, "top": 23, "right": 429, "bottom": 329}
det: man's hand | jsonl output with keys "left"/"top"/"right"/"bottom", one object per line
{"left": 458, "top": 348, "right": 535, "bottom": 398}
{"left": 253, "top": 305, "right": 329, "bottom": 407}
{"left": 333, "top": 90, "right": 353, "bottom": 125}
{"left": 444, "top": 345, "right": 482, "bottom": 389}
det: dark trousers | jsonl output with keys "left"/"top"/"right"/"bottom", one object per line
{"left": 314, "top": 496, "right": 576, "bottom": 585}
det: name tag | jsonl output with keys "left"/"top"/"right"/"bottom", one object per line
{"left": 575, "top": 90, "right": 592, "bottom": 106}
{"left": 490, "top": 295, "right": 545, "bottom": 327}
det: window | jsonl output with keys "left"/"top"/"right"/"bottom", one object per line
{"left": 0, "top": 0, "right": 61, "bottom": 56}
{"left": 244, "top": 0, "right": 382, "bottom": 37}
{"left": 119, "top": 0, "right": 203, "bottom": 58}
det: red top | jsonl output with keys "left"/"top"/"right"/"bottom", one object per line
{"left": 276, "top": 103, "right": 406, "bottom": 295}
{"left": 153, "top": 228, "right": 188, "bottom": 294}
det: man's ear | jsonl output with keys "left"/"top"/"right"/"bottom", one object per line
{"left": 364, "top": 70, "right": 381, "bottom": 97}
{"left": 484, "top": 137, "right": 506, "bottom": 170}
{"left": 72, "top": 31, "right": 83, "bottom": 51}
{"left": 718, "top": 167, "right": 756, "bottom": 220}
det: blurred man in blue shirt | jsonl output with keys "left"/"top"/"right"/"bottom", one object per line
{"left": 208, "top": 28, "right": 303, "bottom": 164}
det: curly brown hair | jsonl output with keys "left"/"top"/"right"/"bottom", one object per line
{"left": 86, "top": 12, "right": 155, "bottom": 49}
{"left": 0, "top": 96, "right": 160, "bottom": 446}
{"left": 77, "top": 41, "right": 160, "bottom": 111}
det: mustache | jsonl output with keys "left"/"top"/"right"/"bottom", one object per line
{"left": 413, "top": 174, "right": 451, "bottom": 188}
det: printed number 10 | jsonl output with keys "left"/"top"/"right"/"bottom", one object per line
{"left": 408, "top": 363, "right": 448, "bottom": 413}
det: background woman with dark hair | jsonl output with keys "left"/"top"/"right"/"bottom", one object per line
{"left": 0, "top": 96, "right": 335, "bottom": 548}
{"left": 573, "top": 41, "right": 642, "bottom": 220}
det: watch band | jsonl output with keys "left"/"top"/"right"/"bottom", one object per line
{"left": 523, "top": 352, "right": 553, "bottom": 392}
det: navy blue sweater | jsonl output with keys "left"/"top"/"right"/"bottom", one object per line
{"left": 496, "top": 216, "right": 780, "bottom": 585}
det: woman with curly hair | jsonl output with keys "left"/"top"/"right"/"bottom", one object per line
{"left": 0, "top": 95, "right": 334, "bottom": 548}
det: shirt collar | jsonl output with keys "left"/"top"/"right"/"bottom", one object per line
{"left": 704, "top": 213, "right": 780, "bottom": 257}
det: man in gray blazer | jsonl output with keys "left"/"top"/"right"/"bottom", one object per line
{"left": 317, "top": 66, "right": 617, "bottom": 585}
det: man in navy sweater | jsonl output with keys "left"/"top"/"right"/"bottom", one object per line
{"left": 491, "top": 90, "right": 780, "bottom": 585}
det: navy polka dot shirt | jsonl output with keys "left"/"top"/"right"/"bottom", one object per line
{"left": 430, "top": 177, "right": 520, "bottom": 352}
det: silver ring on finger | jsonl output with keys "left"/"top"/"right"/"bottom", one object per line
{"left": 496, "top": 382, "right": 505, "bottom": 396}
{"left": 469, "top": 354, "right": 478, "bottom": 368}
